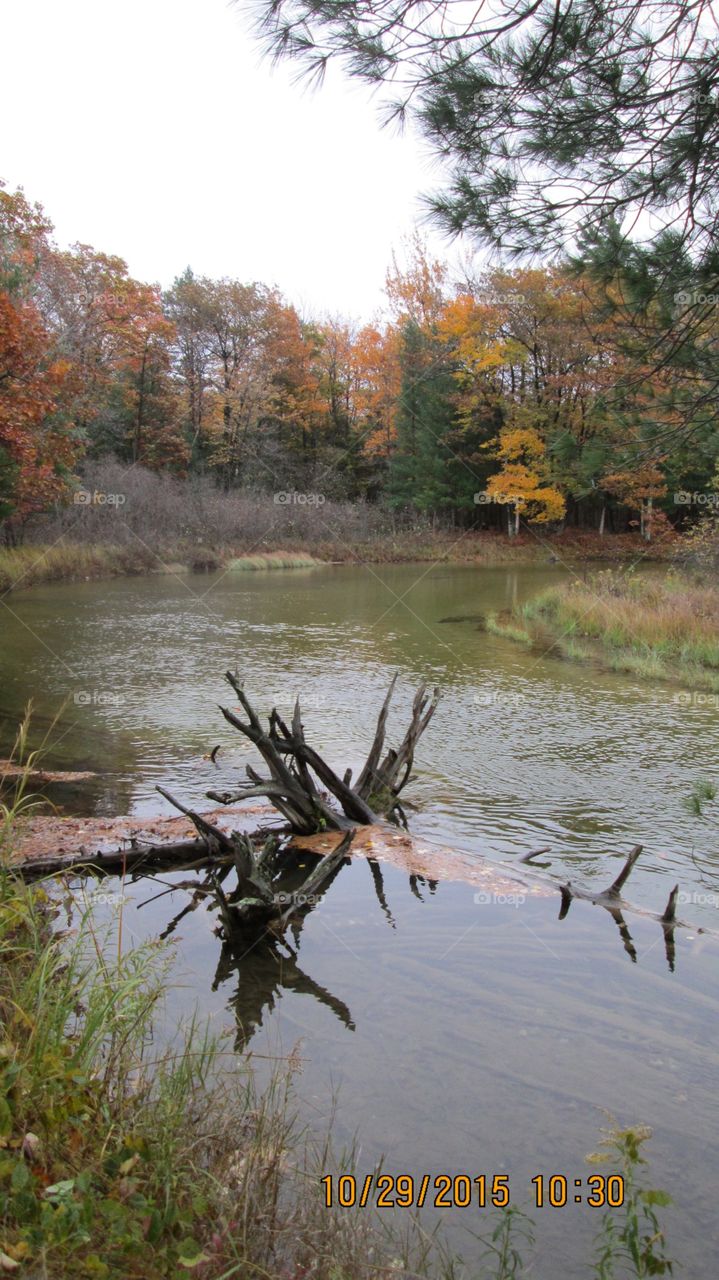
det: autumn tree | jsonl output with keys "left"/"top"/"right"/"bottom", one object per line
{"left": 0, "top": 184, "right": 78, "bottom": 534}
{"left": 353, "top": 322, "right": 402, "bottom": 497}
{"left": 113, "top": 280, "right": 187, "bottom": 472}
{"left": 165, "top": 275, "right": 278, "bottom": 487}
{"left": 485, "top": 426, "right": 566, "bottom": 535}
{"left": 260, "top": 303, "right": 326, "bottom": 487}
{"left": 164, "top": 269, "right": 214, "bottom": 465}
{"left": 36, "top": 243, "right": 187, "bottom": 471}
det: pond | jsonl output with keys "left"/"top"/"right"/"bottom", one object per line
{"left": 2, "top": 562, "right": 719, "bottom": 1274}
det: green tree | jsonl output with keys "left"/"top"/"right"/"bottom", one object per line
{"left": 387, "top": 320, "right": 458, "bottom": 516}
{"left": 250, "top": 1, "right": 719, "bottom": 429}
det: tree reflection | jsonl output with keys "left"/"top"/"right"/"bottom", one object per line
{"left": 150, "top": 847, "right": 442, "bottom": 1051}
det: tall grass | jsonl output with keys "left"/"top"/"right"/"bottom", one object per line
{"left": 226, "top": 551, "right": 323, "bottom": 571}
{"left": 493, "top": 570, "right": 719, "bottom": 689}
{"left": 0, "top": 544, "right": 160, "bottom": 594}
{"left": 1, "top": 706, "right": 65, "bottom": 862}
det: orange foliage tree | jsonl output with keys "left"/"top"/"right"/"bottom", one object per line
{"left": 0, "top": 184, "right": 79, "bottom": 530}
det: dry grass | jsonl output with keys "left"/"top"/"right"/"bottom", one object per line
{"left": 226, "top": 551, "right": 324, "bottom": 570}
{"left": 515, "top": 570, "right": 719, "bottom": 687}
{"left": 0, "top": 544, "right": 159, "bottom": 593}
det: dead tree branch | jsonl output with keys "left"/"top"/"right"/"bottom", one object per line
{"left": 209, "top": 672, "right": 438, "bottom": 833}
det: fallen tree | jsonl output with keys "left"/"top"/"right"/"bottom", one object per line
{"left": 13, "top": 676, "right": 439, "bottom": 937}
{"left": 205, "top": 671, "right": 439, "bottom": 831}
{"left": 6, "top": 676, "right": 712, "bottom": 966}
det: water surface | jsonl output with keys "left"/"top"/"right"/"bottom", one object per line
{"left": 2, "top": 562, "right": 719, "bottom": 1275}
{"left": 2, "top": 563, "right": 717, "bottom": 920}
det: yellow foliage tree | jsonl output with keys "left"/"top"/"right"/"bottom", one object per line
{"left": 485, "top": 427, "right": 566, "bottom": 534}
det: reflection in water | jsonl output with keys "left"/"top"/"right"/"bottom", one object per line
{"left": 214, "top": 929, "right": 355, "bottom": 1054}
{"left": 134, "top": 848, "right": 452, "bottom": 1052}
{"left": 556, "top": 872, "right": 678, "bottom": 969}
{"left": 408, "top": 872, "right": 438, "bottom": 901}
{"left": 145, "top": 844, "right": 357, "bottom": 1052}
{"left": 607, "top": 905, "right": 638, "bottom": 964}
{"left": 367, "top": 857, "right": 396, "bottom": 927}
{"left": 193, "top": 854, "right": 422, "bottom": 1051}
{"left": 126, "top": 839, "right": 684, "bottom": 1057}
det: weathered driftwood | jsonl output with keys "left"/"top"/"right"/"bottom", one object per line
{"left": 150, "top": 777, "right": 357, "bottom": 935}
{"left": 0, "top": 761, "right": 97, "bottom": 784}
{"left": 19, "top": 836, "right": 214, "bottom": 881}
{"left": 206, "top": 671, "right": 439, "bottom": 832}
{"left": 541, "top": 845, "right": 689, "bottom": 971}
{"left": 15, "top": 674, "right": 438, "bottom": 889}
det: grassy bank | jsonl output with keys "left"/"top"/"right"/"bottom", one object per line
{"left": 0, "top": 871, "right": 402, "bottom": 1280}
{"left": 489, "top": 570, "right": 719, "bottom": 691}
{"left": 0, "top": 530, "right": 680, "bottom": 595}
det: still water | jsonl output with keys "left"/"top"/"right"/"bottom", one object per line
{"left": 2, "top": 563, "right": 718, "bottom": 1274}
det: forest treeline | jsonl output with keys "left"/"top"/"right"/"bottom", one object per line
{"left": 2, "top": 179, "right": 718, "bottom": 543}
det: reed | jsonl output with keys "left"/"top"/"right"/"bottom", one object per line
{"left": 491, "top": 570, "right": 719, "bottom": 689}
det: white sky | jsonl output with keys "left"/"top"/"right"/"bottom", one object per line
{"left": 2, "top": 0, "right": 469, "bottom": 322}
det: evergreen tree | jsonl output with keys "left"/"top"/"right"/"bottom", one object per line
{"left": 387, "top": 320, "right": 458, "bottom": 516}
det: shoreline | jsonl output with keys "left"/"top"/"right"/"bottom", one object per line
{"left": 0, "top": 531, "right": 679, "bottom": 594}
{"left": 487, "top": 570, "right": 719, "bottom": 693}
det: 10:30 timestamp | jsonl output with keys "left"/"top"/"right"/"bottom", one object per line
{"left": 532, "top": 1175, "right": 625, "bottom": 1207}
{"left": 321, "top": 1173, "right": 625, "bottom": 1210}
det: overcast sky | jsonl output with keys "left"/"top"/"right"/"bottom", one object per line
{"left": 2, "top": 0, "right": 471, "bottom": 321}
